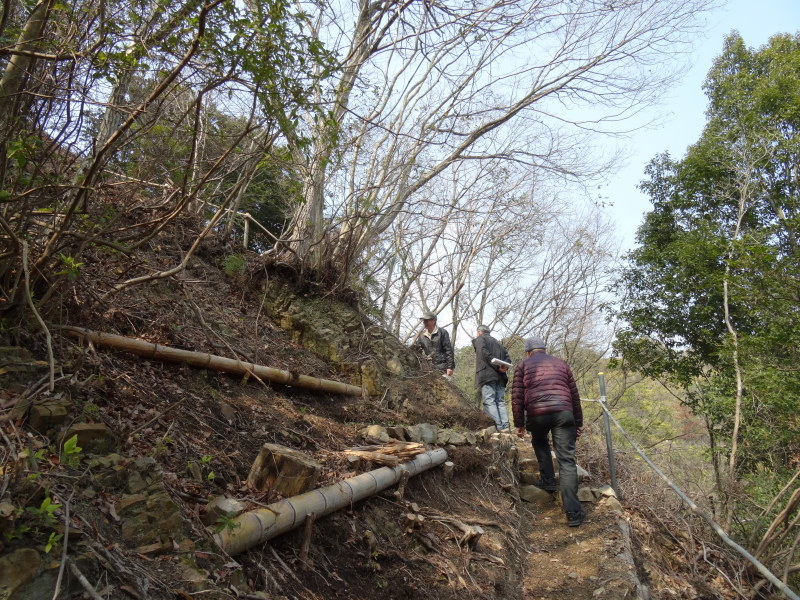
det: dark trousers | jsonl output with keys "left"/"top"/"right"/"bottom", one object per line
{"left": 527, "top": 411, "right": 580, "bottom": 514}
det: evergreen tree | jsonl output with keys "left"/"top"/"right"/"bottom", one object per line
{"left": 614, "top": 32, "right": 800, "bottom": 537}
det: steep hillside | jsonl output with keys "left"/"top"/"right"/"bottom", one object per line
{"left": 0, "top": 217, "right": 756, "bottom": 600}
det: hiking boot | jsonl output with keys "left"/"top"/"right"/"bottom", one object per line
{"left": 533, "top": 479, "right": 557, "bottom": 492}
{"left": 566, "top": 510, "right": 585, "bottom": 527}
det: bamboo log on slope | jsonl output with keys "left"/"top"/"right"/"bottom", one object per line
{"left": 213, "top": 448, "right": 449, "bottom": 556}
{"left": 62, "top": 326, "right": 365, "bottom": 396}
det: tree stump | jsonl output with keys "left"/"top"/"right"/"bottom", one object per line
{"left": 247, "top": 443, "right": 322, "bottom": 496}
{"left": 443, "top": 461, "right": 454, "bottom": 483}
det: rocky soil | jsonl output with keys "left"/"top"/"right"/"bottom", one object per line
{"left": 0, "top": 221, "right": 748, "bottom": 600}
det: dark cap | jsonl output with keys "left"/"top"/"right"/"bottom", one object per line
{"left": 524, "top": 336, "right": 546, "bottom": 351}
{"left": 420, "top": 311, "right": 437, "bottom": 321}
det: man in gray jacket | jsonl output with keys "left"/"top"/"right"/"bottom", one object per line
{"left": 411, "top": 311, "right": 455, "bottom": 376}
{"left": 472, "top": 325, "right": 511, "bottom": 431}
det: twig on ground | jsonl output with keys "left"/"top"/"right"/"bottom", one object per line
{"left": 126, "top": 397, "right": 186, "bottom": 439}
{"left": 0, "top": 396, "right": 20, "bottom": 411}
{"left": 269, "top": 546, "right": 303, "bottom": 586}
{"left": 52, "top": 490, "right": 75, "bottom": 600}
{"left": 184, "top": 294, "right": 254, "bottom": 364}
{"left": 414, "top": 531, "right": 438, "bottom": 552}
{"left": 74, "top": 513, "right": 150, "bottom": 598}
{"left": 255, "top": 562, "right": 282, "bottom": 595}
{"left": 700, "top": 541, "right": 748, "bottom": 600}
{"left": 428, "top": 515, "right": 483, "bottom": 549}
{"left": 68, "top": 558, "right": 105, "bottom": 600}
{"left": 1, "top": 374, "right": 50, "bottom": 423}
{"left": 749, "top": 468, "right": 800, "bottom": 549}
{"left": 0, "top": 427, "right": 17, "bottom": 463}
{"left": 781, "top": 528, "right": 800, "bottom": 582}
{"left": 22, "top": 240, "right": 55, "bottom": 392}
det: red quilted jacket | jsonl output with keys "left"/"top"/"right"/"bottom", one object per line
{"left": 511, "top": 352, "right": 583, "bottom": 429}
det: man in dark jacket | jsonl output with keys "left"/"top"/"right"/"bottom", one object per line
{"left": 511, "top": 336, "right": 585, "bottom": 527}
{"left": 411, "top": 311, "right": 455, "bottom": 376}
{"left": 472, "top": 325, "right": 511, "bottom": 431}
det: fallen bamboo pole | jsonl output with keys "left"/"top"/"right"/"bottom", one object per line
{"left": 212, "top": 448, "right": 448, "bottom": 556}
{"left": 62, "top": 326, "right": 365, "bottom": 396}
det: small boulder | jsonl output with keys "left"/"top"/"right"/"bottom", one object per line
{"left": 127, "top": 457, "right": 159, "bottom": 493}
{"left": 119, "top": 491, "right": 185, "bottom": 546}
{"left": 63, "top": 422, "right": 117, "bottom": 454}
{"left": 600, "top": 496, "right": 623, "bottom": 514}
{"left": 436, "top": 429, "right": 453, "bottom": 445}
{"left": 362, "top": 425, "right": 390, "bottom": 442}
{"left": 219, "top": 402, "right": 237, "bottom": 423}
{"left": 479, "top": 426, "right": 498, "bottom": 440}
{"left": 116, "top": 493, "right": 148, "bottom": 516}
{"left": 0, "top": 548, "right": 41, "bottom": 597}
{"left": 360, "top": 360, "right": 383, "bottom": 396}
{"left": 174, "top": 558, "right": 209, "bottom": 593}
{"left": 28, "top": 402, "right": 68, "bottom": 433}
{"left": 440, "top": 429, "right": 469, "bottom": 445}
{"left": 386, "top": 425, "right": 407, "bottom": 441}
{"left": 594, "top": 484, "right": 617, "bottom": 498}
{"left": 386, "top": 356, "right": 404, "bottom": 375}
{"left": 202, "top": 496, "right": 246, "bottom": 526}
{"left": 405, "top": 423, "right": 438, "bottom": 444}
{"left": 518, "top": 485, "right": 554, "bottom": 507}
{"left": 120, "top": 513, "right": 153, "bottom": 545}
{"left": 0, "top": 501, "right": 16, "bottom": 535}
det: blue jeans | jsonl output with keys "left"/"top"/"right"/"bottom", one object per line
{"left": 528, "top": 411, "right": 580, "bottom": 514}
{"left": 481, "top": 382, "right": 509, "bottom": 430}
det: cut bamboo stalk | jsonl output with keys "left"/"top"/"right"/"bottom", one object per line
{"left": 62, "top": 326, "right": 364, "bottom": 396}
{"left": 212, "top": 448, "right": 448, "bottom": 556}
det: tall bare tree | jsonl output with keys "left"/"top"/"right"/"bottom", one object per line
{"left": 369, "top": 150, "right": 616, "bottom": 366}
{"left": 281, "top": 0, "right": 710, "bottom": 287}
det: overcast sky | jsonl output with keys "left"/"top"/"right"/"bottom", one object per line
{"left": 602, "top": 0, "right": 800, "bottom": 253}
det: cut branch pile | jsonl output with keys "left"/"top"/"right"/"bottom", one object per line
{"left": 343, "top": 440, "right": 426, "bottom": 466}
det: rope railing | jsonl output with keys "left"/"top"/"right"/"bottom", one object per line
{"left": 590, "top": 375, "right": 800, "bottom": 600}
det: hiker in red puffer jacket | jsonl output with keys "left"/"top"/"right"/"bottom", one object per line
{"left": 511, "top": 336, "right": 585, "bottom": 527}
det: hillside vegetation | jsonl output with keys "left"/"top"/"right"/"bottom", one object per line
{"left": 1, "top": 0, "right": 799, "bottom": 596}
{"left": 0, "top": 210, "right": 783, "bottom": 599}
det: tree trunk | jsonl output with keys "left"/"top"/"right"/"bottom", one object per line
{"left": 0, "top": 0, "right": 54, "bottom": 120}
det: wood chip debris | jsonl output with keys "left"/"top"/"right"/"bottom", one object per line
{"left": 343, "top": 440, "right": 426, "bottom": 466}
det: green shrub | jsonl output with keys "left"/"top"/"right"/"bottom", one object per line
{"left": 222, "top": 254, "right": 246, "bottom": 276}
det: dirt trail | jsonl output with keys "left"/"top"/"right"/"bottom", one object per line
{"left": 514, "top": 440, "right": 645, "bottom": 599}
